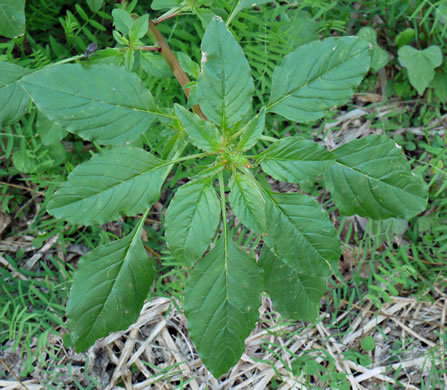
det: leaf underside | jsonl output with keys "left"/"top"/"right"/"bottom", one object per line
{"left": 48, "top": 146, "right": 168, "bottom": 225}
{"left": 68, "top": 223, "right": 155, "bottom": 352}
{"left": 184, "top": 237, "right": 263, "bottom": 377}
{"left": 324, "top": 135, "right": 428, "bottom": 219}
{"left": 268, "top": 36, "right": 371, "bottom": 123}
{"left": 21, "top": 63, "right": 161, "bottom": 145}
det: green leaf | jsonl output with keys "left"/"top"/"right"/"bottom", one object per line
{"left": 398, "top": 45, "right": 443, "bottom": 95}
{"left": 175, "top": 104, "right": 222, "bottom": 152}
{"left": 129, "top": 14, "right": 149, "bottom": 43}
{"left": 268, "top": 37, "right": 370, "bottom": 123}
{"left": 177, "top": 52, "right": 200, "bottom": 79}
{"left": 0, "top": 62, "right": 32, "bottom": 126}
{"left": 237, "top": 107, "right": 265, "bottom": 151}
{"left": 430, "top": 71, "right": 447, "bottom": 102}
{"left": 197, "top": 16, "right": 254, "bottom": 129}
{"left": 260, "top": 137, "right": 335, "bottom": 183}
{"left": 259, "top": 246, "right": 326, "bottom": 321}
{"left": 36, "top": 112, "right": 67, "bottom": 146}
{"left": 324, "top": 135, "right": 428, "bottom": 219}
{"left": 0, "top": 0, "right": 26, "bottom": 38}
{"left": 140, "top": 51, "right": 172, "bottom": 78}
{"left": 21, "top": 64, "right": 162, "bottom": 145}
{"left": 229, "top": 172, "right": 266, "bottom": 235}
{"left": 360, "top": 336, "right": 376, "bottom": 352}
{"left": 13, "top": 149, "right": 37, "bottom": 173}
{"left": 395, "top": 28, "right": 415, "bottom": 48}
{"left": 86, "top": 0, "right": 104, "bottom": 12}
{"left": 184, "top": 237, "right": 263, "bottom": 377}
{"left": 263, "top": 191, "right": 341, "bottom": 277}
{"left": 68, "top": 219, "right": 155, "bottom": 351}
{"left": 165, "top": 179, "right": 220, "bottom": 266}
{"left": 357, "top": 27, "right": 388, "bottom": 72}
{"left": 280, "top": 11, "right": 319, "bottom": 53}
{"left": 48, "top": 146, "right": 168, "bottom": 225}
{"left": 112, "top": 8, "right": 134, "bottom": 35}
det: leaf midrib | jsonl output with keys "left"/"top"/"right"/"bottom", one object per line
{"left": 334, "top": 160, "right": 422, "bottom": 198}
{"left": 267, "top": 39, "right": 365, "bottom": 111}
{"left": 53, "top": 157, "right": 168, "bottom": 207}
{"left": 21, "top": 79, "right": 166, "bottom": 118}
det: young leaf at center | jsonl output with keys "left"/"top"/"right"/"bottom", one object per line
{"left": 165, "top": 178, "right": 221, "bottom": 266}
{"left": 229, "top": 172, "right": 266, "bottom": 235}
{"left": 175, "top": 104, "right": 222, "bottom": 152}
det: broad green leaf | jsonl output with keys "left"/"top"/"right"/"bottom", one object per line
{"left": 324, "top": 135, "right": 428, "bottom": 219}
{"left": 263, "top": 191, "right": 340, "bottom": 277}
{"left": 357, "top": 27, "right": 388, "bottom": 72}
{"left": 197, "top": 17, "right": 254, "bottom": 129}
{"left": 129, "top": 14, "right": 149, "bottom": 43}
{"left": 48, "top": 146, "right": 168, "bottom": 225}
{"left": 0, "top": 0, "right": 26, "bottom": 38}
{"left": 259, "top": 246, "right": 326, "bottom": 321}
{"left": 68, "top": 220, "right": 155, "bottom": 351}
{"left": 36, "top": 112, "right": 67, "bottom": 146}
{"left": 260, "top": 137, "right": 335, "bottom": 183}
{"left": 21, "top": 64, "right": 162, "bottom": 145}
{"left": 268, "top": 37, "right": 370, "bottom": 123}
{"left": 175, "top": 104, "right": 222, "bottom": 152}
{"left": 398, "top": 45, "right": 443, "bottom": 95}
{"left": 112, "top": 8, "right": 134, "bottom": 35}
{"left": 86, "top": 0, "right": 104, "bottom": 12}
{"left": 0, "top": 62, "right": 32, "bottom": 126}
{"left": 229, "top": 172, "right": 266, "bottom": 235}
{"left": 165, "top": 179, "right": 220, "bottom": 266}
{"left": 184, "top": 237, "right": 263, "bottom": 377}
{"left": 237, "top": 107, "right": 265, "bottom": 151}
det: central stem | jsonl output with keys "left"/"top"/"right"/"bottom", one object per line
{"left": 218, "top": 171, "right": 228, "bottom": 247}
